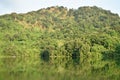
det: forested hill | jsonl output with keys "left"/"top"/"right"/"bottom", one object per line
{"left": 0, "top": 6, "right": 120, "bottom": 30}
{"left": 0, "top": 6, "right": 120, "bottom": 59}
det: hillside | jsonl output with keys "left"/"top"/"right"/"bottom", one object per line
{"left": 0, "top": 6, "right": 120, "bottom": 61}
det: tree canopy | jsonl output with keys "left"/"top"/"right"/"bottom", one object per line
{"left": 0, "top": 6, "right": 120, "bottom": 59}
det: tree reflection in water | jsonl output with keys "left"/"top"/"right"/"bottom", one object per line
{"left": 0, "top": 52, "right": 120, "bottom": 80}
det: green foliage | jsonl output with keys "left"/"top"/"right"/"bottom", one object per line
{"left": 0, "top": 6, "right": 120, "bottom": 59}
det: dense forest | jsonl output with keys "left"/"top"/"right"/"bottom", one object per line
{"left": 0, "top": 6, "right": 120, "bottom": 62}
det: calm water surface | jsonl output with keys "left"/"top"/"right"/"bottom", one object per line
{"left": 0, "top": 56, "right": 120, "bottom": 80}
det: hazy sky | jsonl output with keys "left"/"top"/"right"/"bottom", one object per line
{"left": 0, "top": 0, "right": 120, "bottom": 15}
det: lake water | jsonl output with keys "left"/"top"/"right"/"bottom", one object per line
{"left": 0, "top": 56, "right": 120, "bottom": 80}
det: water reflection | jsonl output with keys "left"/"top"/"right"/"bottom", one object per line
{"left": 0, "top": 55, "right": 120, "bottom": 80}
{"left": 72, "top": 56, "right": 80, "bottom": 65}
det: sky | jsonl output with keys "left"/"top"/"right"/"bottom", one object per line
{"left": 0, "top": 0, "right": 120, "bottom": 15}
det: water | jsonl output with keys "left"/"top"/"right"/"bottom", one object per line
{"left": 0, "top": 56, "right": 120, "bottom": 80}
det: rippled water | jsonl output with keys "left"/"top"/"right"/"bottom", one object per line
{"left": 0, "top": 56, "right": 120, "bottom": 80}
